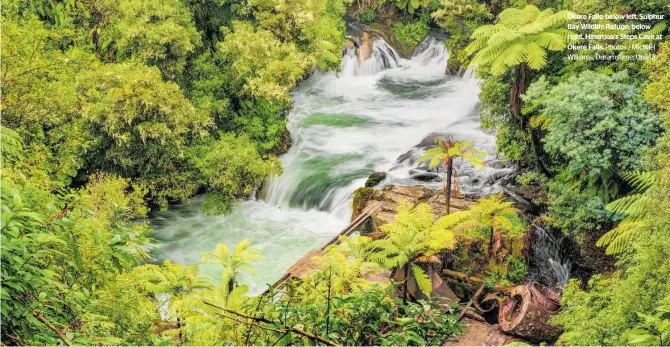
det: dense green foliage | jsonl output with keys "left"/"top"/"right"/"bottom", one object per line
{"left": 551, "top": 39, "right": 670, "bottom": 346}
{"left": 394, "top": 12, "right": 431, "bottom": 46}
{"left": 431, "top": 0, "right": 491, "bottom": 71}
{"left": 465, "top": 5, "right": 572, "bottom": 76}
{"left": 525, "top": 71, "right": 661, "bottom": 181}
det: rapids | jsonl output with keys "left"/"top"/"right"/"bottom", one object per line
{"left": 148, "top": 35, "right": 524, "bottom": 294}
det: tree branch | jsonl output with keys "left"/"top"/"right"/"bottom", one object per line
{"left": 32, "top": 311, "right": 73, "bottom": 346}
{"left": 457, "top": 284, "right": 485, "bottom": 322}
{"left": 202, "top": 301, "right": 339, "bottom": 346}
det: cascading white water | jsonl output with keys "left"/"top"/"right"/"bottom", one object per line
{"left": 529, "top": 223, "right": 572, "bottom": 285}
{"left": 149, "top": 35, "right": 506, "bottom": 294}
{"left": 341, "top": 38, "right": 400, "bottom": 76}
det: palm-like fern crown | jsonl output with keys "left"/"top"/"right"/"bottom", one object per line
{"left": 418, "top": 137, "right": 486, "bottom": 169}
{"left": 200, "top": 239, "right": 263, "bottom": 296}
{"left": 597, "top": 171, "right": 659, "bottom": 255}
{"left": 369, "top": 202, "right": 463, "bottom": 295}
{"left": 465, "top": 5, "right": 574, "bottom": 75}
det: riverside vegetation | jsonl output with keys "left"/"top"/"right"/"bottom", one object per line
{"left": 2, "top": 0, "right": 670, "bottom": 346}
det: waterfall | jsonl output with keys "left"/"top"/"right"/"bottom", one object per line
{"left": 411, "top": 36, "right": 448, "bottom": 66}
{"left": 341, "top": 37, "right": 400, "bottom": 76}
{"left": 263, "top": 35, "right": 499, "bottom": 218}
{"left": 528, "top": 222, "right": 572, "bottom": 286}
{"left": 150, "top": 35, "right": 500, "bottom": 294}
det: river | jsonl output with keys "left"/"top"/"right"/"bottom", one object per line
{"left": 148, "top": 36, "right": 502, "bottom": 294}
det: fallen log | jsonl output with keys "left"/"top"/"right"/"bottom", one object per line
{"left": 498, "top": 283, "right": 562, "bottom": 342}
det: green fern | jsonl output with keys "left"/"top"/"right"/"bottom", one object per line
{"left": 418, "top": 138, "right": 486, "bottom": 170}
{"left": 370, "top": 202, "right": 458, "bottom": 297}
{"left": 597, "top": 171, "right": 659, "bottom": 254}
{"left": 465, "top": 5, "right": 574, "bottom": 75}
{"left": 200, "top": 239, "right": 263, "bottom": 299}
{"left": 314, "top": 235, "right": 382, "bottom": 294}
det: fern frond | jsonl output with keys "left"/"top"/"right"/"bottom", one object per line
{"left": 545, "top": 10, "right": 575, "bottom": 26}
{"left": 469, "top": 24, "right": 504, "bottom": 40}
{"left": 433, "top": 210, "right": 472, "bottom": 229}
{"left": 454, "top": 220, "right": 485, "bottom": 234}
{"left": 606, "top": 193, "right": 646, "bottom": 217}
{"left": 486, "top": 28, "right": 522, "bottom": 47}
{"left": 642, "top": 21, "right": 667, "bottom": 36}
{"left": 621, "top": 171, "right": 658, "bottom": 193}
{"left": 534, "top": 8, "right": 556, "bottom": 23}
{"left": 534, "top": 31, "right": 566, "bottom": 50}
{"left": 596, "top": 221, "right": 646, "bottom": 254}
{"left": 466, "top": 36, "right": 490, "bottom": 53}
{"left": 411, "top": 264, "right": 432, "bottom": 295}
{"left": 492, "top": 215, "right": 513, "bottom": 232}
{"left": 525, "top": 42, "right": 548, "bottom": 70}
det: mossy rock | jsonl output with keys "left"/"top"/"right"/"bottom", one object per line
{"left": 365, "top": 172, "right": 387, "bottom": 187}
{"left": 352, "top": 187, "right": 375, "bottom": 220}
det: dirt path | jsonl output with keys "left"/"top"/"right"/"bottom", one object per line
{"left": 445, "top": 318, "right": 521, "bottom": 346}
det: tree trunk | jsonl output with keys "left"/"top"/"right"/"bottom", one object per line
{"left": 489, "top": 229, "right": 503, "bottom": 260}
{"left": 445, "top": 159, "right": 453, "bottom": 214}
{"left": 510, "top": 63, "right": 530, "bottom": 128}
{"left": 227, "top": 280, "right": 235, "bottom": 299}
{"left": 402, "top": 262, "right": 410, "bottom": 305}
{"left": 530, "top": 127, "right": 551, "bottom": 175}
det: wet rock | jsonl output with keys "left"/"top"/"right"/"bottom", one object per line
{"left": 351, "top": 187, "right": 375, "bottom": 221}
{"left": 571, "top": 227, "right": 617, "bottom": 283}
{"left": 459, "top": 176, "right": 482, "bottom": 187}
{"left": 416, "top": 132, "right": 448, "bottom": 148}
{"left": 502, "top": 186, "right": 540, "bottom": 215}
{"left": 485, "top": 170, "right": 515, "bottom": 185}
{"left": 351, "top": 184, "right": 475, "bottom": 227}
{"left": 365, "top": 172, "right": 387, "bottom": 187}
{"left": 273, "top": 127, "right": 292, "bottom": 155}
{"left": 486, "top": 159, "right": 509, "bottom": 169}
{"left": 395, "top": 149, "right": 416, "bottom": 164}
{"left": 415, "top": 160, "right": 445, "bottom": 173}
{"left": 409, "top": 171, "right": 441, "bottom": 182}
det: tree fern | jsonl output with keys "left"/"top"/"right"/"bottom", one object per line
{"left": 370, "top": 202, "right": 458, "bottom": 298}
{"left": 466, "top": 5, "right": 574, "bottom": 122}
{"left": 418, "top": 137, "right": 486, "bottom": 214}
{"left": 200, "top": 240, "right": 263, "bottom": 299}
{"left": 597, "top": 171, "right": 659, "bottom": 254}
{"left": 466, "top": 5, "right": 573, "bottom": 75}
{"left": 454, "top": 193, "right": 521, "bottom": 258}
